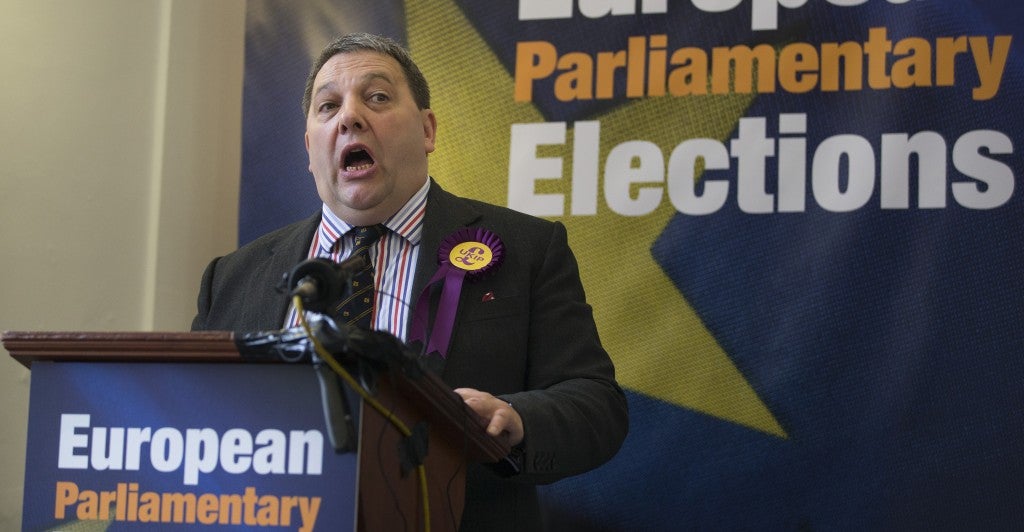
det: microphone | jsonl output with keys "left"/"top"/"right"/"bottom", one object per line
{"left": 285, "top": 254, "right": 368, "bottom": 313}
{"left": 282, "top": 255, "right": 369, "bottom": 454}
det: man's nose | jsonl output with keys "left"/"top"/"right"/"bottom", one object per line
{"left": 338, "top": 101, "right": 365, "bottom": 133}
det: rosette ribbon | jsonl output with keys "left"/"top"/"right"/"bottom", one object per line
{"left": 409, "top": 228, "right": 504, "bottom": 358}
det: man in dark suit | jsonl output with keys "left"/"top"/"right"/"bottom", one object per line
{"left": 191, "top": 33, "right": 627, "bottom": 531}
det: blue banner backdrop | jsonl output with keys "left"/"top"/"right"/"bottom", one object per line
{"left": 240, "top": 1, "right": 1023, "bottom": 530}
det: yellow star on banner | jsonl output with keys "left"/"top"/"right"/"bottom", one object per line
{"left": 408, "top": 0, "right": 786, "bottom": 438}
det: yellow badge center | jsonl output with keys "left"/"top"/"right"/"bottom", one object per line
{"left": 449, "top": 242, "right": 493, "bottom": 271}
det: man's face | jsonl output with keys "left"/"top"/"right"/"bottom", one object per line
{"left": 305, "top": 51, "right": 436, "bottom": 225}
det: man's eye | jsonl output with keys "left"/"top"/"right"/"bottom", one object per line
{"left": 318, "top": 102, "right": 338, "bottom": 112}
{"left": 370, "top": 93, "right": 389, "bottom": 103}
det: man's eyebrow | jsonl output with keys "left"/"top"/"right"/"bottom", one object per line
{"left": 312, "top": 71, "right": 397, "bottom": 99}
{"left": 362, "top": 71, "right": 396, "bottom": 86}
{"left": 313, "top": 81, "right": 338, "bottom": 100}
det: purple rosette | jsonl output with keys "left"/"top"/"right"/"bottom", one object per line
{"left": 409, "top": 228, "right": 504, "bottom": 358}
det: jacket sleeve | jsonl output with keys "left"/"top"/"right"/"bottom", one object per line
{"left": 499, "top": 221, "right": 629, "bottom": 484}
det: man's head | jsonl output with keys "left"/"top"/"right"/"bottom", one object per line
{"left": 303, "top": 33, "right": 437, "bottom": 226}
{"left": 302, "top": 33, "right": 430, "bottom": 118}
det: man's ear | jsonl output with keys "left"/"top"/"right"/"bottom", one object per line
{"left": 304, "top": 131, "right": 313, "bottom": 171}
{"left": 422, "top": 109, "right": 438, "bottom": 154}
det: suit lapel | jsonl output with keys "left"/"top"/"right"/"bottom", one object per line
{"left": 255, "top": 213, "right": 321, "bottom": 329}
{"left": 407, "top": 181, "right": 482, "bottom": 370}
{"left": 411, "top": 181, "right": 483, "bottom": 302}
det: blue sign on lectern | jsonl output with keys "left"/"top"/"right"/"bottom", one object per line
{"left": 23, "top": 362, "right": 357, "bottom": 531}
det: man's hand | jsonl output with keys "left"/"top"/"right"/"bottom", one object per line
{"left": 453, "top": 387, "right": 524, "bottom": 446}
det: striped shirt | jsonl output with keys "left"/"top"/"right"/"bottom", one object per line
{"left": 285, "top": 179, "right": 428, "bottom": 341}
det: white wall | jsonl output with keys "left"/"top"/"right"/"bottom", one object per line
{"left": 0, "top": 0, "right": 246, "bottom": 526}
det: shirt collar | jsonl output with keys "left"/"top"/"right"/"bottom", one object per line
{"left": 316, "top": 179, "right": 430, "bottom": 254}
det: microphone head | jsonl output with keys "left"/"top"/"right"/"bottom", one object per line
{"left": 286, "top": 258, "right": 344, "bottom": 313}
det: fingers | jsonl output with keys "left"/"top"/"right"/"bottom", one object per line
{"left": 454, "top": 388, "right": 524, "bottom": 446}
{"left": 486, "top": 405, "right": 524, "bottom": 444}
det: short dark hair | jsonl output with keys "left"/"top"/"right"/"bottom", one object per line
{"left": 301, "top": 33, "right": 431, "bottom": 117}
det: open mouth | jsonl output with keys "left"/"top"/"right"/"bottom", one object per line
{"left": 343, "top": 148, "right": 375, "bottom": 172}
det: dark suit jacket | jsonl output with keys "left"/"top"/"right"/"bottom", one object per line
{"left": 192, "top": 181, "right": 628, "bottom": 531}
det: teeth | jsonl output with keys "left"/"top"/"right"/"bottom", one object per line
{"left": 345, "top": 163, "right": 373, "bottom": 171}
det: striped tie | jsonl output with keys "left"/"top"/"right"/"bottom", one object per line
{"left": 332, "top": 225, "right": 385, "bottom": 329}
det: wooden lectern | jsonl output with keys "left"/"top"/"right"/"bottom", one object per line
{"left": 4, "top": 330, "right": 509, "bottom": 532}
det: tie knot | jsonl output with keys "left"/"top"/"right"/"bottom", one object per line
{"left": 352, "top": 224, "right": 385, "bottom": 249}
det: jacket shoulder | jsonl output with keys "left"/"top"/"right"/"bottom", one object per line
{"left": 220, "top": 213, "right": 320, "bottom": 265}
{"left": 432, "top": 184, "right": 559, "bottom": 235}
